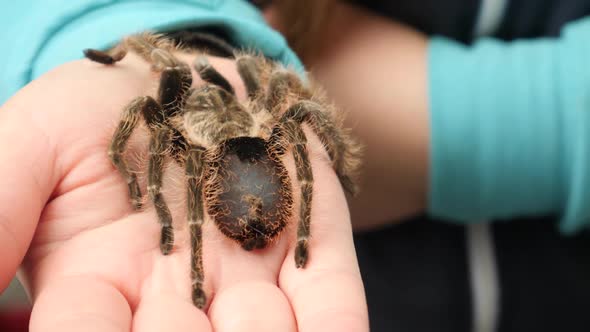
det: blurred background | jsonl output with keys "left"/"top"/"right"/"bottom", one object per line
{"left": 0, "top": 278, "right": 30, "bottom": 332}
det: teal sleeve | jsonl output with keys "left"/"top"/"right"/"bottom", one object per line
{"left": 0, "top": 0, "right": 304, "bottom": 104}
{"left": 428, "top": 17, "right": 590, "bottom": 234}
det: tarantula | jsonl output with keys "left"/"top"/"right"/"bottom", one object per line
{"left": 84, "top": 32, "right": 361, "bottom": 309}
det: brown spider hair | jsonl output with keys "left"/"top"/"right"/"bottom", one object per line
{"left": 84, "top": 31, "right": 361, "bottom": 309}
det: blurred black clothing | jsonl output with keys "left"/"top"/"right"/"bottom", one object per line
{"left": 349, "top": 0, "right": 590, "bottom": 41}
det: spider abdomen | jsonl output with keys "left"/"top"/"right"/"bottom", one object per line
{"left": 206, "top": 137, "right": 293, "bottom": 250}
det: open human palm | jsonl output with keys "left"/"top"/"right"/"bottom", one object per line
{"left": 0, "top": 52, "right": 368, "bottom": 331}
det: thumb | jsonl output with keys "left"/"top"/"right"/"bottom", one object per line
{"left": 0, "top": 93, "right": 58, "bottom": 291}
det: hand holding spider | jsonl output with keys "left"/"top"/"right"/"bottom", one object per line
{"left": 0, "top": 39, "right": 368, "bottom": 331}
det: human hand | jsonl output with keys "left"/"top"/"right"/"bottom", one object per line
{"left": 0, "top": 51, "right": 368, "bottom": 331}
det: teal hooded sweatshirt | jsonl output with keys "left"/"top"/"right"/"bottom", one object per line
{"left": 0, "top": 0, "right": 303, "bottom": 104}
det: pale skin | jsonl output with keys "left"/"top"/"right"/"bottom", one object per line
{"left": 265, "top": 2, "right": 431, "bottom": 230}
{"left": 0, "top": 51, "right": 368, "bottom": 331}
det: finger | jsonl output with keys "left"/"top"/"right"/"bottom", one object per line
{"left": 209, "top": 281, "right": 296, "bottom": 332}
{"left": 0, "top": 101, "right": 58, "bottom": 291}
{"left": 133, "top": 293, "right": 212, "bottom": 332}
{"left": 203, "top": 221, "right": 295, "bottom": 332}
{"left": 29, "top": 276, "right": 132, "bottom": 332}
{"left": 279, "top": 159, "right": 369, "bottom": 332}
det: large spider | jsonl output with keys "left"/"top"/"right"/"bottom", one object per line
{"left": 83, "top": 32, "right": 361, "bottom": 309}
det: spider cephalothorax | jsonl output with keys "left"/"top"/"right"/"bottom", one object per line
{"left": 84, "top": 32, "right": 361, "bottom": 309}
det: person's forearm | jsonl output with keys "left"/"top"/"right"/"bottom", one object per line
{"left": 429, "top": 18, "right": 590, "bottom": 233}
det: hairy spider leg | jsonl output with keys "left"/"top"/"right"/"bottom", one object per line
{"left": 83, "top": 47, "right": 126, "bottom": 65}
{"left": 266, "top": 67, "right": 361, "bottom": 195}
{"left": 144, "top": 126, "right": 175, "bottom": 254}
{"left": 87, "top": 33, "right": 211, "bottom": 301}
{"left": 108, "top": 96, "right": 161, "bottom": 210}
{"left": 157, "top": 66, "right": 193, "bottom": 118}
{"left": 193, "top": 55, "right": 235, "bottom": 95}
{"left": 267, "top": 100, "right": 362, "bottom": 267}
{"left": 83, "top": 33, "right": 193, "bottom": 116}
{"left": 154, "top": 66, "right": 193, "bottom": 163}
{"left": 83, "top": 34, "right": 193, "bottom": 119}
{"left": 273, "top": 117, "right": 314, "bottom": 268}
{"left": 84, "top": 33, "right": 178, "bottom": 68}
{"left": 141, "top": 50, "right": 193, "bottom": 254}
{"left": 265, "top": 69, "right": 306, "bottom": 115}
{"left": 182, "top": 83, "right": 256, "bottom": 308}
{"left": 186, "top": 145, "right": 208, "bottom": 308}
{"left": 284, "top": 101, "right": 360, "bottom": 194}
{"left": 86, "top": 34, "right": 195, "bottom": 253}
{"left": 236, "top": 55, "right": 262, "bottom": 99}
